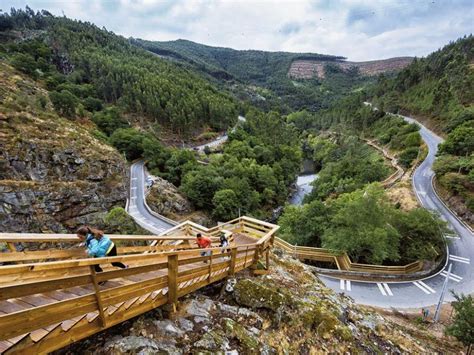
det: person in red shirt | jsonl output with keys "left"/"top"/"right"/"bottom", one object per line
{"left": 196, "top": 233, "right": 212, "bottom": 259}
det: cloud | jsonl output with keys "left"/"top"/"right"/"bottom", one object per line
{"left": 5, "top": 0, "right": 474, "bottom": 60}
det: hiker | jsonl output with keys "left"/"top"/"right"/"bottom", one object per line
{"left": 76, "top": 226, "right": 128, "bottom": 276}
{"left": 196, "top": 232, "right": 212, "bottom": 260}
{"left": 219, "top": 231, "right": 230, "bottom": 259}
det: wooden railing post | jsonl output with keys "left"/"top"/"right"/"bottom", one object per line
{"left": 229, "top": 248, "right": 237, "bottom": 276}
{"left": 7, "top": 242, "right": 16, "bottom": 252}
{"left": 167, "top": 254, "right": 178, "bottom": 308}
{"left": 89, "top": 265, "right": 107, "bottom": 327}
{"left": 251, "top": 245, "right": 260, "bottom": 269}
{"left": 265, "top": 248, "right": 270, "bottom": 270}
{"left": 208, "top": 250, "right": 213, "bottom": 282}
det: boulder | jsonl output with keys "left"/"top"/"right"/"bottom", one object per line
{"left": 104, "top": 336, "right": 182, "bottom": 355}
{"left": 233, "top": 279, "right": 289, "bottom": 311}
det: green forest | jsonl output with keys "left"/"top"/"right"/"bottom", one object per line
{"left": 133, "top": 38, "right": 374, "bottom": 113}
{"left": 277, "top": 94, "right": 443, "bottom": 265}
{"left": 373, "top": 36, "right": 474, "bottom": 216}
{"left": 0, "top": 8, "right": 238, "bottom": 136}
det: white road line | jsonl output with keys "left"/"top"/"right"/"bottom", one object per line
{"left": 131, "top": 178, "right": 137, "bottom": 180}
{"left": 413, "top": 281, "right": 431, "bottom": 294}
{"left": 346, "top": 280, "right": 351, "bottom": 292}
{"left": 382, "top": 283, "right": 393, "bottom": 296}
{"left": 340, "top": 279, "right": 345, "bottom": 290}
{"left": 131, "top": 187, "right": 137, "bottom": 190}
{"left": 449, "top": 255, "right": 470, "bottom": 264}
{"left": 377, "top": 283, "right": 387, "bottom": 296}
{"left": 441, "top": 271, "right": 462, "bottom": 282}
{"left": 445, "top": 235, "right": 460, "bottom": 240}
{"left": 418, "top": 280, "right": 436, "bottom": 294}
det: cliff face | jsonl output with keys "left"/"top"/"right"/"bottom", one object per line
{"left": 0, "top": 63, "right": 127, "bottom": 232}
{"left": 57, "top": 251, "right": 462, "bottom": 354}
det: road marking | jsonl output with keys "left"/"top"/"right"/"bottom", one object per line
{"left": 441, "top": 271, "right": 462, "bottom": 282}
{"left": 413, "top": 281, "right": 431, "bottom": 294}
{"left": 416, "top": 280, "right": 436, "bottom": 294}
{"left": 131, "top": 178, "right": 137, "bottom": 180}
{"left": 340, "top": 280, "right": 351, "bottom": 292}
{"left": 449, "top": 255, "right": 470, "bottom": 264}
{"left": 445, "top": 234, "right": 460, "bottom": 240}
{"left": 418, "top": 190, "right": 427, "bottom": 196}
{"left": 382, "top": 283, "right": 393, "bottom": 296}
{"left": 377, "top": 283, "right": 387, "bottom": 296}
{"left": 131, "top": 187, "right": 137, "bottom": 190}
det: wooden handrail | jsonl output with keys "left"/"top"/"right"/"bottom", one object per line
{"left": 275, "top": 237, "right": 424, "bottom": 275}
{"left": 0, "top": 216, "right": 277, "bottom": 347}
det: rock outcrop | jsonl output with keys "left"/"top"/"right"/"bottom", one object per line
{"left": 0, "top": 63, "right": 127, "bottom": 232}
{"left": 146, "top": 176, "right": 191, "bottom": 218}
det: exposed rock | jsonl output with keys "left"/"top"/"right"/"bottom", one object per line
{"left": 233, "top": 279, "right": 289, "bottom": 311}
{"left": 104, "top": 336, "right": 182, "bottom": 355}
{"left": 146, "top": 176, "right": 191, "bottom": 218}
{"left": 193, "top": 330, "right": 229, "bottom": 352}
{"left": 177, "top": 317, "right": 194, "bottom": 332}
{"left": 0, "top": 63, "right": 127, "bottom": 232}
{"left": 184, "top": 298, "right": 215, "bottom": 318}
{"left": 154, "top": 320, "right": 184, "bottom": 337}
{"left": 223, "top": 318, "right": 261, "bottom": 353}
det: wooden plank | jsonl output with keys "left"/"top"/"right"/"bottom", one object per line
{"left": 95, "top": 262, "right": 168, "bottom": 282}
{"left": 61, "top": 315, "right": 86, "bottom": 332}
{"left": 0, "top": 249, "right": 86, "bottom": 263}
{"left": 167, "top": 254, "right": 178, "bottom": 305}
{"left": 123, "top": 297, "right": 140, "bottom": 310}
{"left": 0, "top": 340, "right": 13, "bottom": 353}
{"left": 0, "top": 294, "right": 98, "bottom": 340}
{"left": 101, "top": 278, "right": 168, "bottom": 307}
{"left": 0, "top": 274, "right": 91, "bottom": 301}
{"left": 89, "top": 266, "right": 107, "bottom": 327}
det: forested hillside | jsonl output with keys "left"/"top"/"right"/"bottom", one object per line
{"left": 132, "top": 38, "right": 375, "bottom": 112}
{"left": 0, "top": 8, "right": 238, "bottom": 136}
{"left": 372, "top": 36, "right": 474, "bottom": 224}
{"left": 278, "top": 95, "right": 447, "bottom": 265}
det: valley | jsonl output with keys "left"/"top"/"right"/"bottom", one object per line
{"left": 0, "top": 5, "right": 472, "bottom": 353}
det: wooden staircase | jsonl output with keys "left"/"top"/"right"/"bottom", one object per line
{"left": 0, "top": 216, "right": 278, "bottom": 354}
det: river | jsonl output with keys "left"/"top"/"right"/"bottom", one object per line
{"left": 289, "top": 174, "right": 318, "bottom": 205}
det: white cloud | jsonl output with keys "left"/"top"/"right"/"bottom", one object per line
{"left": 5, "top": 0, "right": 474, "bottom": 60}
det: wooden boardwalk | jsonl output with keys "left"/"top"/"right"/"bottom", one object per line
{"left": 0, "top": 217, "right": 278, "bottom": 354}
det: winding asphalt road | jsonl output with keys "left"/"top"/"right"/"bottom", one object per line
{"left": 319, "top": 114, "right": 473, "bottom": 308}
{"left": 127, "top": 161, "right": 176, "bottom": 234}
{"left": 126, "top": 114, "right": 473, "bottom": 309}
{"left": 194, "top": 115, "right": 246, "bottom": 152}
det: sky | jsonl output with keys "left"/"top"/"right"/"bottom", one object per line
{"left": 4, "top": 0, "right": 474, "bottom": 61}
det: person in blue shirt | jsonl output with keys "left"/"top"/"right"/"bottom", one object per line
{"left": 76, "top": 226, "right": 128, "bottom": 275}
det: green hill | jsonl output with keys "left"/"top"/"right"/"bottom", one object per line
{"left": 372, "top": 35, "right": 474, "bottom": 224}
{"left": 132, "top": 38, "right": 375, "bottom": 112}
{"left": 0, "top": 8, "right": 238, "bottom": 136}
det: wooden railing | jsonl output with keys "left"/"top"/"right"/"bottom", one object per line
{"left": 0, "top": 216, "right": 278, "bottom": 353}
{"left": 274, "top": 237, "right": 423, "bottom": 275}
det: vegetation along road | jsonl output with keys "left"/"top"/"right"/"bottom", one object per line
{"left": 320, "top": 113, "right": 474, "bottom": 308}
{"left": 127, "top": 114, "right": 473, "bottom": 309}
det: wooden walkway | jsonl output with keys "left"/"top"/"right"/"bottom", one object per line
{"left": 0, "top": 216, "right": 278, "bottom": 354}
